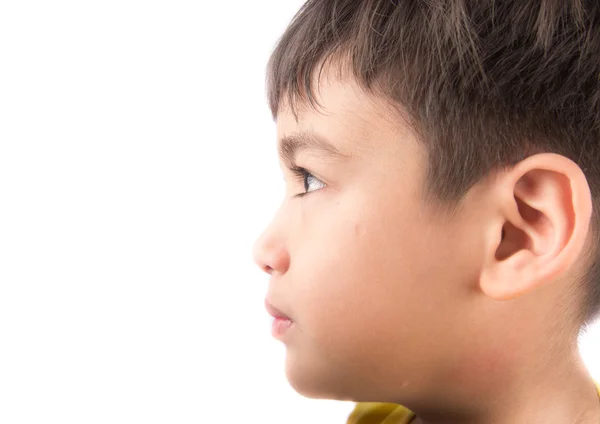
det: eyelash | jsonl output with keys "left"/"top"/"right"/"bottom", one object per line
{"left": 290, "top": 166, "right": 317, "bottom": 198}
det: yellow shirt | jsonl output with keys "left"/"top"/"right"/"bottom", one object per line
{"left": 346, "top": 381, "right": 600, "bottom": 424}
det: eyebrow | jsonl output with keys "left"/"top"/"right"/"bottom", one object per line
{"left": 278, "top": 131, "right": 350, "bottom": 166}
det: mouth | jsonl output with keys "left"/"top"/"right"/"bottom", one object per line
{"left": 264, "top": 298, "right": 292, "bottom": 320}
{"left": 265, "top": 299, "right": 295, "bottom": 340}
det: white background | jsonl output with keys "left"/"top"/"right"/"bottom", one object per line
{"left": 0, "top": 1, "right": 598, "bottom": 423}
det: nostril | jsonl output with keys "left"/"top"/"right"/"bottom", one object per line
{"left": 253, "top": 239, "right": 290, "bottom": 275}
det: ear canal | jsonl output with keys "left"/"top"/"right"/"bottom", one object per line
{"left": 495, "top": 220, "right": 532, "bottom": 262}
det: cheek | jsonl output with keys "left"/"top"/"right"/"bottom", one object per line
{"left": 293, "top": 199, "right": 425, "bottom": 349}
{"left": 293, "top": 186, "right": 466, "bottom": 348}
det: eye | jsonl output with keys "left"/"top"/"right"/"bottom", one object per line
{"left": 290, "top": 166, "right": 326, "bottom": 197}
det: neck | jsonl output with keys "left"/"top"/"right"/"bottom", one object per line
{"left": 410, "top": 350, "right": 600, "bottom": 424}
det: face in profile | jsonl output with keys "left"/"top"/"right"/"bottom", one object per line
{"left": 253, "top": 73, "right": 487, "bottom": 402}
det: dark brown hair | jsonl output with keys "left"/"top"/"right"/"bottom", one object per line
{"left": 266, "top": 0, "right": 600, "bottom": 327}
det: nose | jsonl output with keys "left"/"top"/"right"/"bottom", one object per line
{"left": 252, "top": 223, "right": 290, "bottom": 276}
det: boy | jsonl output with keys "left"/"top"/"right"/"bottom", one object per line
{"left": 253, "top": 1, "right": 600, "bottom": 423}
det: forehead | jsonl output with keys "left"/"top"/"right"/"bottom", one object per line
{"left": 276, "top": 76, "right": 410, "bottom": 156}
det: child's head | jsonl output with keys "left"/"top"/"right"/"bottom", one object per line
{"left": 253, "top": 0, "right": 600, "bottom": 406}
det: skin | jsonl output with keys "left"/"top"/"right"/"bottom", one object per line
{"left": 252, "top": 69, "right": 600, "bottom": 423}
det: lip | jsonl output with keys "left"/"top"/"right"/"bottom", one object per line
{"left": 265, "top": 299, "right": 294, "bottom": 340}
{"left": 264, "top": 298, "right": 292, "bottom": 320}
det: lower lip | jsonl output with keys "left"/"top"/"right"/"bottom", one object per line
{"left": 271, "top": 317, "right": 294, "bottom": 339}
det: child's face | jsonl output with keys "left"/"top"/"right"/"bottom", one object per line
{"left": 253, "top": 75, "right": 489, "bottom": 401}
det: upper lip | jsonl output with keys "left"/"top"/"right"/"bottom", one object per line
{"left": 265, "top": 298, "right": 292, "bottom": 320}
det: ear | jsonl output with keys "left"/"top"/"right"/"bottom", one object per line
{"left": 479, "top": 153, "right": 593, "bottom": 301}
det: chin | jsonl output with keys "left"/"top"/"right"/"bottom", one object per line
{"left": 284, "top": 352, "right": 357, "bottom": 401}
{"left": 285, "top": 360, "right": 328, "bottom": 399}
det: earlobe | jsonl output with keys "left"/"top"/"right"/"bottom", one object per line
{"left": 479, "top": 153, "right": 592, "bottom": 301}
